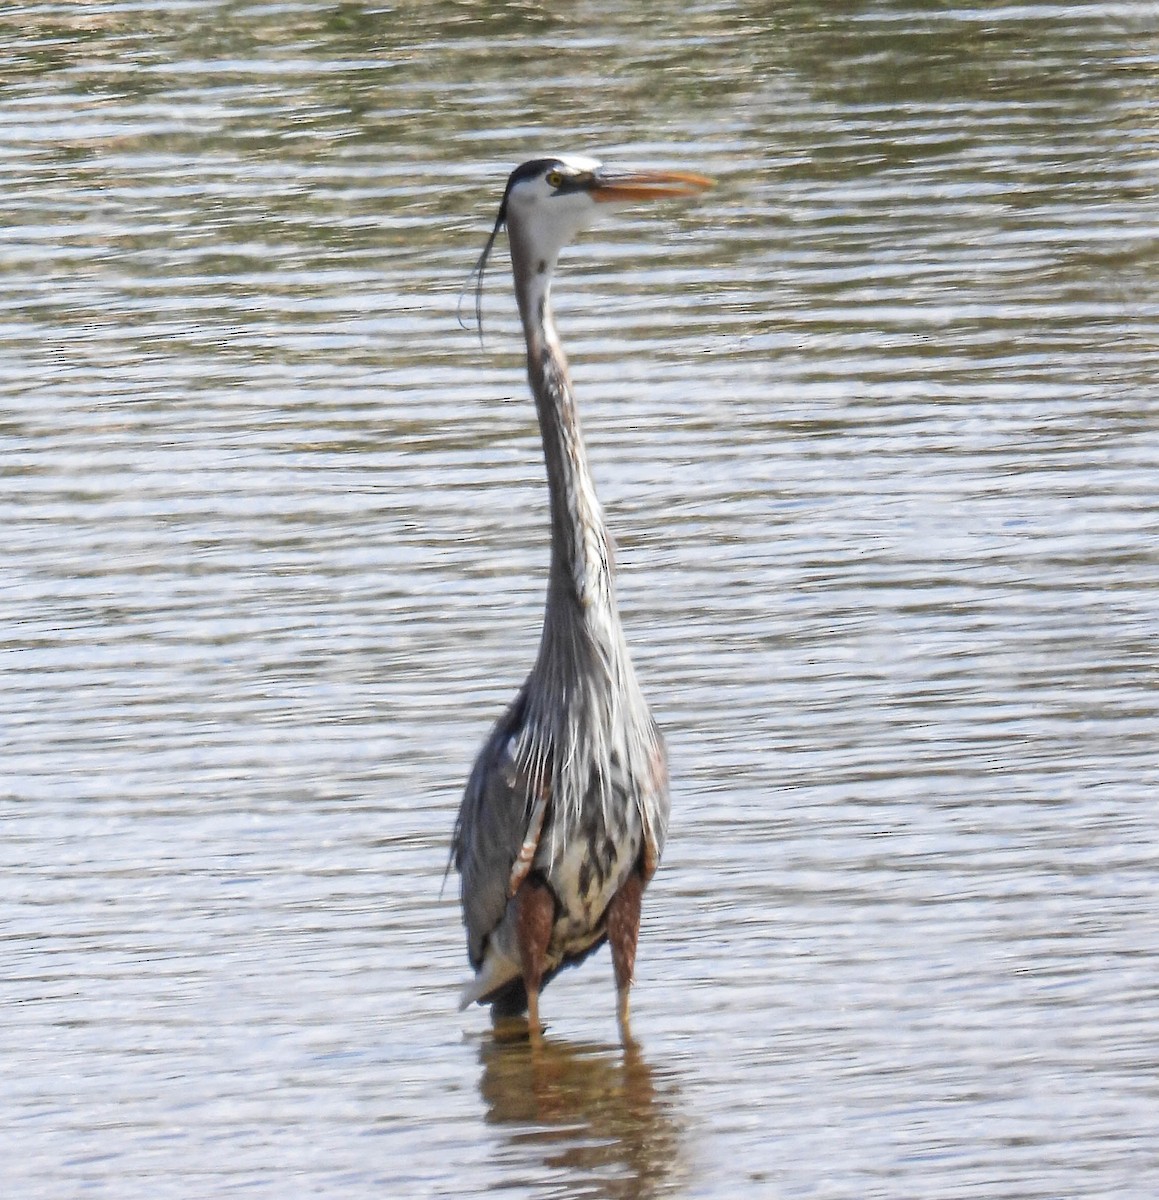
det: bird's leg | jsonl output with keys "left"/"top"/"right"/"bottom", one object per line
{"left": 607, "top": 867, "right": 644, "bottom": 1046}
{"left": 515, "top": 876, "right": 554, "bottom": 1047}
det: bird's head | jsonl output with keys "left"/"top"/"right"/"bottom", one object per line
{"left": 462, "top": 154, "right": 713, "bottom": 337}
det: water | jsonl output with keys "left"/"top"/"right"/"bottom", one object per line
{"left": 3, "top": 2, "right": 1158, "bottom": 1196}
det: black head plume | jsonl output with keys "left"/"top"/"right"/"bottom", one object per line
{"left": 458, "top": 159, "right": 563, "bottom": 345}
{"left": 457, "top": 193, "right": 507, "bottom": 345}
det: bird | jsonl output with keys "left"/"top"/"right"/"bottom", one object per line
{"left": 451, "top": 155, "right": 713, "bottom": 1046}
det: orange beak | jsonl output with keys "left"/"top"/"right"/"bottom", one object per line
{"left": 589, "top": 167, "right": 715, "bottom": 203}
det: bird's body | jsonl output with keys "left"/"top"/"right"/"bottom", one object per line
{"left": 451, "top": 156, "right": 711, "bottom": 1043}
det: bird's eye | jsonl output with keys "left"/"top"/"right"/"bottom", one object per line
{"left": 546, "top": 170, "right": 564, "bottom": 188}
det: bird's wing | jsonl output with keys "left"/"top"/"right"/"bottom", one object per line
{"left": 639, "top": 723, "right": 670, "bottom": 883}
{"left": 451, "top": 687, "right": 550, "bottom": 969}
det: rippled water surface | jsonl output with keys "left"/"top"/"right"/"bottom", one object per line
{"left": 4, "top": 2, "right": 1159, "bottom": 1196}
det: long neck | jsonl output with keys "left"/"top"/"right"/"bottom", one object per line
{"left": 510, "top": 233, "right": 615, "bottom": 621}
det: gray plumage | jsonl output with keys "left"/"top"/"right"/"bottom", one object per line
{"left": 451, "top": 155, "right": 711, "bottom": 1037}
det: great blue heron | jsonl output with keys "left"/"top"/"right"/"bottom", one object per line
{"left": 451, "top": 155, "right": 712, "bottom": 1045}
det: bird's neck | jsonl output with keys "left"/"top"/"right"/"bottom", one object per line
{"left": 511, "top": 240, "right": 615, "bottom": 621}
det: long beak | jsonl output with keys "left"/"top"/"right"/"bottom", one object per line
{"left": 589, "top": 166, "right": 715, "bottom": 203}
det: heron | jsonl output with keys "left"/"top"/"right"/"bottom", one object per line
{"left": 451, "top": 155, "right": 713, "bottom": 1045}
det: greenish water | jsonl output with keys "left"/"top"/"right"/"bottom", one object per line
{"left": 3, "top": 3, "right": 1158, "bottom": 1197}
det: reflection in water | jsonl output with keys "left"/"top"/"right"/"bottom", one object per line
{"left": 479, "top": 1037, "right": 686, "bottom": 1199}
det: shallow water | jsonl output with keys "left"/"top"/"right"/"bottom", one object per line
{"left": 3, "top": 2, "right": 1159, "bottom": 1196}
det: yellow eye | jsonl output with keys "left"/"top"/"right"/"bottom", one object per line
{"left": 546, "top": 170, "right": 563, "bottom": 188}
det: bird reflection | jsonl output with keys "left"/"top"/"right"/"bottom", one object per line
{"left": 478, "top": 1036, "right": 685, "bottom": 1199}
